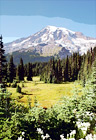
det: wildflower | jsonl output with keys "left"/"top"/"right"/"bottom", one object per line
{"left": 60, "top": 134, "right": 67, "bottom": 140}
{"left": 45, "top": 133, "right": 50, "bottom": 138}
{"left": 67, "top": 134, "right": 69, "bottom": 138}
{"left": 22, "top": 132, "right": 25, "bottom": 136}
{"left": 37, "top": 128, "right": 43, "bottom": 135}
{"left": 17, "top": 136, "right": 24, "bottom": 140}
{"left": 73, "top": 109, "right": 77, "bottom": 114}
{"left": 41, "top": 135, "right": 45, "bottom": 140}
{"left": 70, "top": 130, "right": 76, "bottom": 137}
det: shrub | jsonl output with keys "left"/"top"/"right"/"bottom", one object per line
{"left": 22, "top": 83, "right": 24, "bottom": 87}
{"left": 16, "top": 85, "right": 21, "bottom": 93}
{"left": 8, "top": 83, "right": 11, "bottom": 87}
{"left": 11, "top": 81, "right": 17, "bottom": 88}
{"left": 76, "top": 128, "right": 84, "bottom": 139}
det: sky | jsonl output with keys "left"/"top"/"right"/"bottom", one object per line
{"left": 0, "top": 0, "right": 96, "bottom": 43}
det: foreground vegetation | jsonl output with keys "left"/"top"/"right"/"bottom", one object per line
{"left": 0, "top": 59, "right": 96, "bottom": 139}
{"left": 0, "top": 37, "right": 96, "bottom": 139}
{"left": 0, "top": 69, "right": 96, "bottom": 139}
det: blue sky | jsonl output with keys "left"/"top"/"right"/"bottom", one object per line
{"left": 0, "top": 0, "right": 96, "bottom": 43}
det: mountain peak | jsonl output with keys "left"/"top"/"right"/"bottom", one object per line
{"left": 44, "top": 25, "right": 75, "bottom": 34}
{"left": 5, "top": 26, "right": 96, "bottom": 57}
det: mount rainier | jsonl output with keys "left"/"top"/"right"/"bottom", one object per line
{"left": 5, "top": 26, "right": 96, "bottom": 63}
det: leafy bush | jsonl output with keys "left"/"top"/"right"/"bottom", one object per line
{"left": 11, "top": 81, "right": 17, "bottom": 88}
{"left": 16, "top": 85, "right": 21, "bottom": 93}
{"left": 22, "top": 83, "right": 24, "bottom": 87}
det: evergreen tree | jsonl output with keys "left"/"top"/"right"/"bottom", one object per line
{"left": 78, "top": 54, "right": 85, "bottom": 80}
{"left": 64, "top": 56, "right": 69, "bottom": 81}
{"left": 4, "top": 63, "right": 8, "bottom": 82}
{"left": 7, "top": 55, "right": 15, "bottom": 83}
{"left": 27, "top": 63, "right": 32, "bottom": 81}
{"left": 19, "top": 58, "right": 24, "bottom": 81}
{"left": 47, "top": 58, "right": 55, "bottom": 83}
{"left": 55, "top": 60, "right": 59, "bottom": 83}
{"left": 0, "top": 36, "right": 6, "bottom": 83}
{"left": 16, "top": 65, "right": 20, "bottom": 81}
{"left": 24, "top": 64, "right": 27, "bottom": 77}
{"left": 0, "top": 84, "right": 11, "bottom": 119}
{"left": 57, "top": 59, "right": 62, "bottom": 82}
{"left": 92, "top": 46, "right": 96, "bottom": 61}
{"left": 72, "top": 53, "right": 78, "bottom": 81}
{"left": 90, "top": 58, "right": 96, "bottom": 112}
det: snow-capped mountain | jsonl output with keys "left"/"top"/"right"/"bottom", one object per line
{"left": 5, "top": 26, "right": 96, "bottom": 59}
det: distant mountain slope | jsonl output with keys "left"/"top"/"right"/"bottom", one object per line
{"left": 5, "top": 26, "right": 96, "bottom": 63}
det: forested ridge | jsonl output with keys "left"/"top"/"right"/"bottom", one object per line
{"left": 0, "top": 36, "right": 96, "bottom": 140}
{"left": 4, "top": 46, "right": 96, "bottom": 85}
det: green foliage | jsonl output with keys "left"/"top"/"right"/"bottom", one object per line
{"left": 34, "top": 96, "right": 38, "bottom": 107}
{"left": 0, "top": 79, "right": 96, "bottom": 139}
{"left": 76, "top": 129, "right": 84, "bottom": 139}
{"left": 6, "top": 51, "right": 52, "bottom": 64}
{"left": 0, "top": 115, "right": 21, "bottom": 140}
{"left": 16, "top": 58, "right": 24, "bottom": 81}
{"left": 7, "top": 55, "right": 16, "bottom": 83}
{"left": 11, "top": 81, "right": 17, "bottom": 88}
{"left": 0, "top": 36, "right": 7, "bottom": 83}
{"left": 22, "top": 83, "right": 24, "bottom": 87}
{"left": 27, "top": 63, "right": 32, "bottom": 81}
{"left": 16, "top": 85, "right": 21, "bottom": 93}
{"left": 1, "top": 46, "right": 96, "bottom": 139}
{"left": 41, "top": 53, "right": 82, "bottom": 83}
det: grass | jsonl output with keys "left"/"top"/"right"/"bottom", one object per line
{"left": 7, "top": 76, "right": 82, "bottom": 108}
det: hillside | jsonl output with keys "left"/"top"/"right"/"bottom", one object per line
{"left": 5, "top": 26, "right": 96, "bottom": 64}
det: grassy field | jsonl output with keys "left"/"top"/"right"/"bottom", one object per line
{"left": 7, "top": 77, "right": 82, "bottom": 108}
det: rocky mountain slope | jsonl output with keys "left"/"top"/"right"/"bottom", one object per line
{"left": 5, "top": 26, "right": 96, "bottom": 63}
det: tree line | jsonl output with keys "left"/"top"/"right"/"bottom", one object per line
{"left": 1, "top": 54, "right": 47, "bottom": 83}
{"left": 0, "top": 35, "right": 96, "bottom": 85}
{"left": 40, "top": 47, "right": 96, "bottom": 84}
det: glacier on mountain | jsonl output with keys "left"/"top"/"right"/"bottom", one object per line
{"left": 4, "top": 25, "right": 96, "bottom": 57}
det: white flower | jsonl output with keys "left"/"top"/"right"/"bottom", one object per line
{"left": 60, "top": 134, "right": 64, "bottom": 138}
{"left": 17, "top": 136, "right": 24, "bottom": 140}
{"left": 69, "top": 138, "right": 75, "bottom": 140}
{"left": 41, "top": 135, "right": 45, "bottom": 140}
{"left": 22, "top": 132, "right": 25, "bottom": 136}
{"left": 60, "top": 134, "right": 66, "bottom": 140}
{"left": 70, "top": 130, "right": 76, "bottom": 136}
{"left": 37, "top": 128, "right": 43, "bottom": 134}
{"left": 45, "top": 133, "right": 50, "bottom": 138}
{"left": 73, "top": 109, "right": 77, "bottom": 113}
{"left": 76, "top": 121, "right": 90, "bottom": 136}
{"left": 93, "top": 134, "right": 96, "bottom": 140}
{"left": 67, "top": 134, "right": 69, "bottom": 138}
{"left": 81, "top": 127, "right": 87, "bottom": 131}
{"left": 85, "top": 134, "right": 96, "bottom": 140}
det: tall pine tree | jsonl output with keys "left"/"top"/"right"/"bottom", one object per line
{"left": 19, "top": 58, "right": 24, "bottom": 81}
{"left": 16, "top": 58, "right": 24, "bottom": 81}
{"left": 27, "top": 63, "right": 32, "bottom": 81}
{"left": 0, "top": 35, "right": 6, "bottom": 83}
{"left": 16, "top": 65, "right": 20, "bottom": 81}
{"left": 64, "top": 56, "right": 69, "bottom": 81}
{"left": 7, "top": 55, "right": 15, "bottom": 83}
{"left": 57, "top": 59, "right": 62, "bottom": 82}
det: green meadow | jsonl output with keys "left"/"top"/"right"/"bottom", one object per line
{"left": 7, "top": 76, "right": 82, "bottom": 108}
